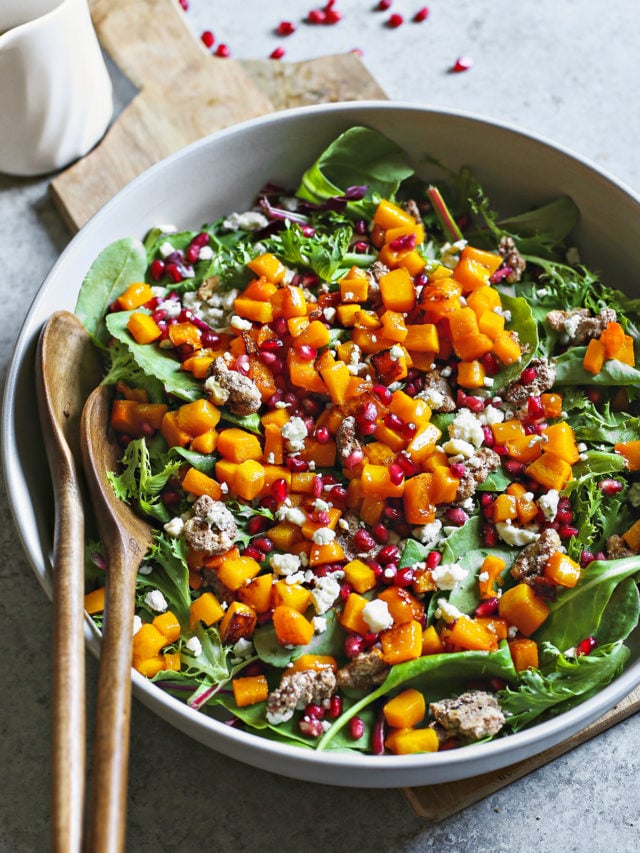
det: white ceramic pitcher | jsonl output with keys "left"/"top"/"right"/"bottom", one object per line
{"left": 0, "top": 0, "right": 113, "bottom": 176}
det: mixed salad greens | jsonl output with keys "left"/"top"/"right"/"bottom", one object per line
{"left": 78, "top": 127, "right": 640, "bottom": 755}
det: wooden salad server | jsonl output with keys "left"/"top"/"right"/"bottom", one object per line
{"left": 35, "top": 310, "right": 103, "bottom": 853}
{"left": 80, "top": 383, "right": 154, "bottom": 853}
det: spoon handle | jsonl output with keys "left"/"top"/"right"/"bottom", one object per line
{"left": 86, "top": 553, "right": 138, "bottom": 853}
{"left": 50, "top": 481, "right": 86, "bottom": 853}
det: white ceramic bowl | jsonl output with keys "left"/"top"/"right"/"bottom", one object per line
{"left": 4, "top": 102, "right": 640, "bottom": 787}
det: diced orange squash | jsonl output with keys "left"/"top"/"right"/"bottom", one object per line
{"left": 263, "top": 422, "right": 284, "bottom": 465}
{"left": 373, "top": 198, "right": 416, "bottom": 230}
{"left": 421, "top": 624, "right": 444, "bottom": 655}
{"left": 525, "top": 452, "right": 573, "bottom": 491}
{"left": 234, "top": 459, "right": 265, "bottom": 501}
{"left": 385, "top": 726, "right": 439, "bottom": 755}
{"left": 457, "top": 360, "right": 486, "bottom": 389}
{"left": 385, "top": 221, "right": 425, "bottom": 245}
{"left": 237, "top": 572, "right": 274, "bottom": 613}
{"left": 260, "top": 465, "right": 292, "bottom": 497}
{"left": 493, "top": 330, "right": 522, "bottom": 365}
{"left": 508, "top": 638, "right": 539, "bottom": 671}
{"left": 289, "top": 654, "right": 338, "bottom": 673}
{"left": 217, "top": 555, "right": 262, "bottom": 592}
{"left": 453, "top": 333, "right": 494, "bottom": 362}
{"left": 217, "top": 427, "right": 262, "bottom": 463}
{"left": 127, "top": 311, "right": 162, "bottom": 344}
{"left": 491, "top": 419, "right": 525, "bottom": 444}
{"left": 287, "top": 349, "right": 328, "bottom": 394}
{"left": 268, "top": 521, "right": 304, "bottom": 551}
{"left": 379, "top": 310, "right": 408, "bottom": 342}
{"left": 308, "top": 539, "right": 345, "bottom": 566}
{"left": 617, "top": 335, "right": 636, "bottom": 366}
{"left": 476, "top": 617, "right": 509, "bottom": 641}
{"left": 339, "top": 592, "right": 370, "bottom": 635}
{"left": 272, "top": 580, "right": 312, "bottom": 612}
{"left": 242, "top": 276, "right": 279, "bottom": 302}
{"left": 177, "top": 399, "right": 221, "bottom": 436}
{"left": 299, "top": 437, "right": 337, "bottom": 468}
{"left": 478, "top": 309, "right": 506, "bottom": 340}
{"left": 453, "top": 256, "right": 493, "bottom": 293}
{"left": 190, "top": 429, "right": 218, "bottom": 455}
{"left": 544, "top": 551, "right": 581, "bottom": 588}
{"left": 405, "top": 423, "right": 442, "bottom": 464}
{"left": 272, "top": 605, "right": 314, "bottom": 646}
{"left": 378, "top": 244, "right": 426, "bottom": 277}
{"left": 289, "top": 471, "right": 316, "bottom": 493}
{"left": 320, "top": 360, "right": 351, "bottom": 405}
{"left": 403, "top": 323, "right": 440, "bottom": 353}
{"left": 378, "top": 586, "right": 424, "bottom": 625}
{"left": 287, "top": 315, "right": 310, "bottom": 337}
{"left": 478, "top": 554, "right": 506, "bottom": 599}
{"left": 622, "top": 519, "right": 640, "bottom": 552}
{"left": 234, "top": 296, "right": 273, "bottom": 324}
{"left": 449, "top": 306, "right": 479, "bottom": 341}
{"left": 135, "top": 656, "right": 166, "bottom": 678}
{"left": 214, "top": 458, "right": 239, "bottom": 491}
{"left": 189, "top": 592, "right": 225, "bottom": 629}
{"left": 270, "top": 285, "right": 307, "bottom": 319}
{"left": 431, "top": 466, "right": 459, "bottom": 505}
{"left": 364, "top": 441, "right": 396, "bottom": 466}
{"left": 117, "top": 281, "right": 154, "bottom": 311}
{"left": 493, "top": 493, "right": 518, "bottom": 523}
{"left": 383, "top": 688, "right": 426, "bottom": 728}
{"left": 419, "top": 278, "right": 462, "bottom": 321}
{"left": 168, "top": 322, "right": 202, "bottom": 351}
{"left": 420, "top": 446, "right": 449, "bottom": 472}
{"left": 152, "top": 611, "right": 181, "bottom": 644}
{"left": 379, "top": 267, "right": 416, "bottom": 313}
{"left": 361, "top": 463, "right": 405, "bottom": 499}
{"left": 498, "top": 583, "right": 550, "bottom": 636}
{"left": 353, "top": 309, "right": 382, "bottom": 330}
{"left": 505, "top": 434, "right": 543, "bottom": 465}
{"left": 247, "top": 251, "right": 286, "bottom": 284}
{"left": 350, "top": 328, "right": 396, "bottom": 355}
{"left": 380, "top": 620, "right": 423, "bottom": 664}
{"left": 181, "top": 467, "right": 223, "bottom": 500}
{"left": 516, "top": 494, "right": 539, "bottom": 524}
{"left": 460, "top": 245, "right": 503, "bottom": 274}
{"left": 542, "top": 421, "right": 579, "bottom": 465}
{"left": 389, "top": 390, "right": 431, "bottom": 425}
{"left": 466, "top": 284, "right": 502, "bottom": 317}
{"left": 132, "top": 623, "right": 167, "bottom": 663}
{"left": 614, "top": 440, "right": 640, "bottom": 471}
{"left": 447, "top": 615, "right": 498, "bottom": 651}
{"left": 261, "top": 407, "right": 290, "bottom": 428}
{"left": 583, "top": 337, "right": 606, "bottom": 374}
{"left": 160, "top": 410, "right": 191, "bottom": 448}
{"left": 219, "top": 601, "right": 257, "bottom": 644}
{"left": 343, "top": 559, "right": 377, "bottom": 593}
{"left": 359, "top": 497, "right": 386, "bottom": 526}
{"left": 292, "top": 321, "right": 328, "bottom": 353}
{"left": 336, "top": 303, "right": 362, "bottom": 326}
{"left": 84, "top": 587, "right": 105, "bottom": 615}
{"left": 599, "top": 321, "right": 625, "bottom": 359}
{"left": 110, "top": 400, "right": 168, "bottom": 436}
{"left": 162, "top": 652, "right": 181, "bottom": 672}
{"left": 540, "top": 392, "right": 563, "bottom": 419}
{"left": 232, "top": 674, "right": 269, "bottom": 707}
{"left": 339, "top": 267, "right": 370, "bottom": 303}
{"left": 403, "top": 473, "right": 435, "bottom": 524}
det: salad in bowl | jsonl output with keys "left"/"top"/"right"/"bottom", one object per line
{"left": 72, "top": 125, "right": 640, "bottom": 760}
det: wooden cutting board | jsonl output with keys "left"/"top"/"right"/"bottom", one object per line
{"left": 49, "top": 0, "right": 640, "bottom": 820}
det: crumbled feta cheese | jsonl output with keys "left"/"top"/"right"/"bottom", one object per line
{"left": 163, "top": 516, "right": 184, "bottom": 538}
{"left": 281, "top": 416, "right": 308, "bottom": 451}
{"left": 440, "top": 366, "right": 452, "bottom": 378}
{"left": 442, "top": 438, "right": 476, "bottom": 459}
{"left": 186, "top": 636, "right": 203, "bottom": 656}
{"left": 271, "top": 553, "right": 301, "bottom": 576}
{"left": 312, "top": 498, "right": 332, "bottom": 513}
{"left": 157, "top": 298, "right": 182, "bottom": 319}
{"left": 285, "top": 571, "right": 306, "bottom": 585}
{"left": 434, "top": 598, "right": 464, "bottom": 623}
{"left": 431, "top": 562, "right": 469, "bottom": 590}
{"left": 495, "top": 521, "right": 540, "bottom": 547}
{"left": 132, "top": 615, "right": 142, "bottom": 636}
{"left": 362, "top": 599, "right": 394, "bottom": 633}
{"left": 232, "top": 638, "right": 254, "bottom": 658}
{"left": 312, "top": 527, "right": 336, "bottom": 545}
{"left": 198, "top": 245, "right": 214, "bottom": 261}
{"left": 274, "top": 401, "right": 290, "bottom": 409}
{"left": 311, "top": 576, "right": 341, "bottom": 614}
{"left": 312, "top": 616, "right": 328, "bottom": 634}
{"left": 323, "top": 307, "right": 336, "bottom": 323}
{"left": 478, "top": 571, "right": 489, "bottom": 583}
{"left": 285, "top": 507, "right": 308, "bottom": 527}
{"left": 144, "top": 589, "right": 168, "bottom": 613}
{"left": 158, "top": 240, "right": 176, "bottom": 258}
{"left": 338, "top": 518, "right": 350, "bottom": 530}
{"left": 538, "top": 489, "right": 560, "bottom": 521}
{"left": 230, "top": 314, "right": 252, "bottom": 331}
{"left": 507, "top": 625, "right": 519, "bottom": 639}
{"left": 449, "top": 408, "right": 485, "bottom": 448}
{"left": 563, "top": 313, "right": 582, "bottom": 339}
{"left": 483, "top": 376, "right": 495, "bottom": 387}
{"left": 416, "top": 387, "right": 444, "bottom": 409}
{"left": 138, "top": 562, "right": 153, "bottom": 576}
{"left": 223, "top": 211, "right": 269, "bottom": 231}
{"left": 413, "top": 519, "right": 443, "bottom": 545}
{"left": 389, "top": 344, "right": 404, "bottom": 361}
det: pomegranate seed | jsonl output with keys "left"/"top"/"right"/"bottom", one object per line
{"left": 149, "top": 259, "right": 165, "bottom": 281}
{"left": 475, "top": 598, "right": 500, "bottom": 618}
{"left": 383, "top": 504, "right": 402, "bottom": 521}
{"left": 179, "top": 0, "right": 188, "bottom": 9}
{"left": 527, "top": 396, "right": 545, "bottom": 420}
{"left": 483, "top": 523, "right": 498, "bottom": 547}
{"left": 580, "top": 550, "right": 595, "bottom": 567}
{"left": 164, "top": 262, "right": 183, "bottom": 283}
{"left": 403, "top": 382, "right": 417, "bottom": 398}
{"left": 270, "top": 47, "right": 285, "bottom": 60}
{"left": 381, "top": 563, "right": 398, "bottom": 584}
{"left": 316, "top": 511, "right": 330, "bottom": 526}
{"left": 215, "top": 44, "right": 230, "bottom": 58}
{"left": 481, "top": 352, "right": 500, "bottom": 376}
{"left": 587, "top": 388, "right": 601, "bottom": 404}
{"left": 329, "top": 485, "right": 348, "bottom": 504}
{"left": 151, "top": 309, "right": 167, "bottom": 324}
{"left": 307, "top": 9, "right": 327, "bottom": 23}
{"left": 371, "top": 522, "right": 389, "bottom": 544}
{"left": 251, "top": 537, "right": 273, "bottom": 554}
{"left": 242, "top": 545, "right": 265, "bottom": 562}
{"left": 296, "top": 343, "right": 317, "bottom": 361}
{"left": 200, "top": 30, "right": 215, "bottom": 49}
{"left": 259, "top": 338, "right": 284, "bottom": 352}
{"left": 449, "top": 462, "right": 466, "bottom": 479}
{"left": 389, "top": 462, "right": 405, "bottom": 486}
{"left": 270, "top": 478, "right": 289, "bottom": 503}
{"left": 299, "top": 718, "right": 324, "bottom": 738}
{"left": 161, "top": 489, "right": 180, "bottom": 509}
{"left": 450, "top": 56, "right": 473, "bottom": 73}
{"left": 555, "top": 509, "right": 574, "bottom": 526}
{"left": 339, "top": 583, "right": 352, "bottom": 602}
{"left": 372, "top": 384, "right": 392, "bottom": 405}
{"left": 287, "top": 455, "right": 309, "bottom": 473}
{"left": 387, "top": 12, "right": 404, "bottom": 27}
{"left": 465, "top": 396, "right": 485, "bottom": 414}
{"left": 503, "top": 459, "right": 526, "bottom": 477}
{"left": 260, "top": 496, "right": 278, "bottom": 512}
{"left": 481, "top": 425, "right": 495, "bottom": 447}
{"left": 277, "top": 20, "right": 296, "bottom": 36}
{"left": 259, "top": 350, "right": 278, "bottom": 367}
{"left": 598, "top": 478, "right": 624, "bottom": 496}
{"left": 345, "top": 633, "right": 365, "bottom": 659}
{"left": 325, "top": 9, "right": 343, "bottom": 23}
{"left": 304, "top": 703, "right": 325, "bottom": 720}
{"left": 413, "top": 6, "right": 429, "bottom": 22}
{"left": 594, "top": 551, "right": 606, "bottom": 561}
{"left": 394, "top": 567, "right": 414, "bottom": 587}
{"left": 328, "top": 695, "right": 343, "bottom": 719}
{"left": 352, "top": 240, "right": 370, "bottom": 254}
{"left": 576, "top": 635, "right": 598, "bottom": 657}
{"left": 354, "top": 529, "right": 376, "bottom": 551}
{"left": 426, "top": 551, "right": 442, "bottom": 570}
{"left": 520, "top": 366, "right": 539, "bottom": 384}
{"left": 247, "top": 515, "right": 268, "bottom": 535}
{"left": 377, "top": 0, "right": 392, "bottom": 9}
{"left": 372, "top": 715, "right": 386, "bottom": 755}
{"left": 378, "top": 544, "right": 399, "bottom": 564}
{"left": 480, "top": 492, "right": 494, "bottom": 508}
{"left": 559, "top": 525, "right": 579, "bottom": 539}
{"left": 201, "top": 331, "right": 221, "bottom": 348}
{"left": 271, "top": 317, "right": 288, "bottom": 335}
{"left": 399, "top": 420, "right": 418, "bottom": 440}
{"left": 446, "top": 507, "right": 468, "bottom": 526}
{"left": 494, "top": 443, "right": 509, "bottom": 457}
{"left": 384, "top": 412, "right": 404, "bottom": 433}
{"left": 349, "top": 717, "right": 366, "bottom": 740}
{"left": 311, "top": 476, "right": 323, "bottom": 499}
{"left": 395, "top": 453, "right": 417, "bottom": 476}
{"left": 344, "top": 449, "right": 364, "bottom": 469}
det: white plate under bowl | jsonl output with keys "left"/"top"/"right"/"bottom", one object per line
{"left": 3, "top": 102, "right": 640, "bottom": 788}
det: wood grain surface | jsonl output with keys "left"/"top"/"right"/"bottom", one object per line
{"left": 48, "top": 0, "right": 639, "bottom": 825}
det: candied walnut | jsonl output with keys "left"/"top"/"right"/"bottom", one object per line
{"left": 606, "top": 534, "right": 637, "bottom": 559}
{"left": 511, "top": 528, "right": 562, "bottom": 585}
{"left": 266, "top": 668, "right": 336, "bottom": 725}
{"left": 335, "top": 415, "right": 362, "bottom": 467}
{"left": 404, "top": 198, "right": 423, "bottom": 224}
{"left": 455, "top": 447, "right": 502, "bottom": 502}
{"left": 335, "top": 512, "right": 376, "bottom": 563}
{"left": 205, "top": 356, "right": 261, "bottom": 416}
{"left": 418, "top": 368, "right": 456, "bottom": 413}
{"left": 504, "top": 357, "right": 556, "bottom": 405}
{"left": 498, "top": 235, "right": 526, "bottom": 283}
{"left": 197, "top": 274, "right": 220, "bottom": 301}
{"left": 546, "top": 307, "right": 617, "bottom": 346}
{"left": 429, "top": 690, "right": 505, "bottom": 742}
{"left": 183, "top": 495, "right": 237, "bottom": 556}
{"left": 336, "top": 648, "right": 390, "bottom": 692}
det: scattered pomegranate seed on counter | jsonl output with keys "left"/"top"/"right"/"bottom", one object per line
{"left": 215, "top": 43, "right": 231, "bottom": 57}
{"left": 387, "top": 13, "right": 404, "bottom": 28}
{"left": 276, "top": 20, "right": 296, "bottom": 36}
{"left": 450, "top": 56, "right": 473, "bottom": 72}
{"left": 200, "top": 30, "right": 215, "bottom": 49}
{"left": 413, "top": 6, "right": 429, "bottom": 22}
{"left": 377, "top": 0, "right": 393, "bottom": 10}
{"left": 270, "top": 46, "right": 286, "bottom": 60}
{"left": 179, "top": 0, "right": 188, "bottom": 10}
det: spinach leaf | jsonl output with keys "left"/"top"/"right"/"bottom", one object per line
{"left": 491, "top": 293, "right": 538, "bottom": 392}
{"left": 219, "top": 410, "right": 262, "bottom": 435}
{"left": 170, "top": 446, "right": 217, "bottom": 476}
{"left": 75, "top": 238, "right": 147, "bottom": 347}
{"left": 398, "top": 538, "right": 429, "bottom": 569}
{"left": 595, "top": 578, "right": 640, "bottom": 645}
{"left": 500, "top": 641, "right": 629, "bottom": 732}
{"left": 253, "top": 611, "right": 343, "bottom": 667}
{"left": 105, "top": 310, "right": 202, "bottom": 401}
{"left": 297, "top": 126, "right": 414, "bottom": 218}
{"left": 534, "top": 555, "right": 640, "bottom": 650}
{"left": 553, "top": 346, "right": 640, "bottom": 387}
{"left": 475, "top": 468, "right": 512, "bottom": 492}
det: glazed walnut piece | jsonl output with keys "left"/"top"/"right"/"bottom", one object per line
{"left": 183, "top": 495, "right": 237, "bottom": 556}
{"left": 266, "top": 668, "right": 337, "bottom": 725}
{"left": 336, "top": 648, "right": 390, "bottom": 693}
{"left": 429, "top": 690, "right": 505, "bottom": 742}
{"left": 510, "top": 527, "right": 562, "bottom": 585}
{"left": 498, "top": 235, "right": 526, "bottom": 283}
{"left": 546, "top": 307, "right": 617, "bottom": 345}
{"left": 204, "top": 356, "right": 262, "bottom": 416}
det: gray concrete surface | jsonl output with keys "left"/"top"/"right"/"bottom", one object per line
{"left": 1, "top": 1, "right": 639, "bottom": 850}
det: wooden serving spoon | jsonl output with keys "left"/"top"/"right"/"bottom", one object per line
{"left": 36, "top": 310, "right": 103, "bottom": 853}
{"left": 80, "top": 383, "right": 154, "bottom": 853}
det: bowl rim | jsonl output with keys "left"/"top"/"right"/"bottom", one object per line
{"left": 3, "top": 99, "right": 640, "bottom": 786}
